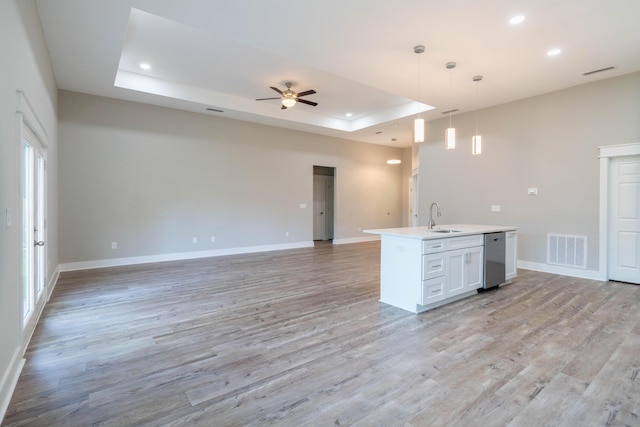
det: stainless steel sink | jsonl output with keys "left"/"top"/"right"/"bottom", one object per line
{"left": 431, "top": 229, "right": 461, "bottom": 234}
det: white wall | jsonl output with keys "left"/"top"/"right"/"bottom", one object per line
{"left": 0, "top": 0, "right": 58, "bottom": 418}
{"left": 58, "top": 91, "right": 405, "bottom": 266}
{"left": 418, "top": 72, "right": 640, "bottom": 277}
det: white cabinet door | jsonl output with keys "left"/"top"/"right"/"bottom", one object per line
{"left": 446, "top": 249, "right": 466, "bottom": 296}
{"left": 505, "top": 231, "right": 518, "bottom": 280}
{"left": 446, "top": 246, "right": 483, "bottom": 297}
{"left": 465, "top": 246, "right": 484, "bottom": 291}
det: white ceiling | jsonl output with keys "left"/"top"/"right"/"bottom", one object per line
{"left": 36, "top": 0, "right": 640, "bottom": 147}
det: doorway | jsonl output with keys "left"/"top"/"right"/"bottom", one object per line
{"left": 21, "top": 125, "right": 47, "bottom": 327}
{"left": 599, "top": 143, "right": 640, "bottom": 284}
{"left": 608, "top": 155, "right": 640, "bottom": 284}
{"left": 313, "top": 166, "right": 335, "bottom": 241}
{"left": 410, "top": 169, "right": 419, "bottom": 226}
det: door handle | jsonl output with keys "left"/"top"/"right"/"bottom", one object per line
{"left": 35, "top": 241, "right": 45, "bottom": 246}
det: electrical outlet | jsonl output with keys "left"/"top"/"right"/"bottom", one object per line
{"left": 111, "top": 242, "right": 117, "bottom": 249}
{"left": 285, "top": 231, "right": 289, "bottom": 237}
{"left": 211, "top": 236, "right": 216, "bottom": 243}
{"left": 491, "top": 205, "right": 501, "bottom": 212}
{"left": 192, "top": 237, "right": 197, "bottom": 244}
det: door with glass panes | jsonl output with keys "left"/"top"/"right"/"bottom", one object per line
{"left": 21, "top": 127, "right": 46, "bottom": 326}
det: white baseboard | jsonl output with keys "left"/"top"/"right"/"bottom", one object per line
{"left": 0, "top": 348, "right": 25, "bottom": 423}
{"left": 517, "top": 260, "right": 603, "bottom": 281}
{"left": 333, "top": 235, "right": 380, "bottom": 245}
{"left": 59, "top": 241, "right": 315, "bottom": 272}
{"left": 46, "top": 267, "right": 59, "bottom": 301}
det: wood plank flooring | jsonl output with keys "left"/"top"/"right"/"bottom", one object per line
{"left": 4, "top": 241, "right": 640, "bottom": 426}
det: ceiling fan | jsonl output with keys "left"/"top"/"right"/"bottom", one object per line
{"left": 256, "top": 82, "right": 317, "bottom": 109}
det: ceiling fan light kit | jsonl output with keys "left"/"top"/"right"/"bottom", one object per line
{"left": 256, "top": 81, "right": 317, "bottom": 110}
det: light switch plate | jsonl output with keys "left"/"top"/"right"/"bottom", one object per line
{"left": 491, "top": 205, "right": 501, "bottom": 212}
{"left": 528, "top": 187, "right": 538, "bottom": 195}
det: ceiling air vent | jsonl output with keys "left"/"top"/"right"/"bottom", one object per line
{"left": 441, "top": 109, "right": 459, "bottom": 115}
{"left": 206, "top": 107, "right": 224, "bottom": 113}
{"left": 583, "top": 66, "right": 616, "bottom": 76}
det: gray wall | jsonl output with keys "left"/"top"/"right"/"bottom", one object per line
{"left": 0, "top": 0, "right": 58, "bottom": 414}
{"left": 418, "top": 72, "right": 640, "bottom": 274}
{"left": 58, "top": 91, "right": 405, "bottom": 264}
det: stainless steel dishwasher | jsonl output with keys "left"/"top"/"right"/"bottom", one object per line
{"left": 482, "top": 232, "right": 506, "bottom": 290}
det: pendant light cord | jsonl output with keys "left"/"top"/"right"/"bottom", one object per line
{"left": 449, "top": 69, "right": 453, "bottom": 128}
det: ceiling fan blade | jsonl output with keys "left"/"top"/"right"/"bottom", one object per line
{"left": 297, "top": 98, "right": 318, "bottom": 107}
{"left": 256, "top": 97, "right": 281, "bottom": 101}
{"left": 270, "top": 86, "right": 283, "bottom": 95}
{"left": 296, "top": 89, "right": 316, "bottom": 97}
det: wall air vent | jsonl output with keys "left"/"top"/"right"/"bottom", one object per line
{"left": 583, "top": 66, "right": 616, "bottom": 76}
{"left": 548, "top": 234, "right": 587, "bottom": 269}
{"left": 441, "top": 109, "right": 459, "bottom": 115}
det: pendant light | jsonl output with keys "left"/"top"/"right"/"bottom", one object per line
{"left": 413, "top": 45, "right": 425, "bottom": 143}
{"left": 472, "top": 75, "right": 483, "bottom": 155}
{"left": 445, "top": 62, "right": 456, "bottom": 149}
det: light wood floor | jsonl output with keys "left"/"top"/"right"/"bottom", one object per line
{"left": 4, "top": 241, "right": 640, "bottom": 427}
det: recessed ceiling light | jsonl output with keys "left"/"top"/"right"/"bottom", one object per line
{"left": 139, "top": 63, "right": 151, "bottom": 70}
{"left": 547, "top": 48, "right": 562, "bottom": 57}
{"left": 509, "top": 15, "right": 525, "bottom": 25}
{"left": 345, "top": 113, "right": 352, "bottom": 118}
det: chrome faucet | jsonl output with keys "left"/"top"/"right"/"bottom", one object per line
{"left": 428, "top": 202, "right": 441, "bottom": 229}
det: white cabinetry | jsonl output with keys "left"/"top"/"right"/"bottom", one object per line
{"left": 446, "top": 246, "right": 484, "bottom": 297}
{"left": 505, "top": 231, "right": 518, "bottom": 281}
{"left": 380, "top": 234, "right": 484, "bottom": 313}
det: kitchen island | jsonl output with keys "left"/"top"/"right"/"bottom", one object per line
{"left": 364, "top": 225, "right": 517, "bottom": 313}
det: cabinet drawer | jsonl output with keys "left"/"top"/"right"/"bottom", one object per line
{"left": 422, "top": 239, "right": 446, "bottom": 254}
{"left": 446, "top": 234, "right": 484, "bottom": 250}
{"left": 423, "top": 253, "right": 446, "bottom": 280}
{"left": 421, "top": 277, "right": 446, "bottom": 305}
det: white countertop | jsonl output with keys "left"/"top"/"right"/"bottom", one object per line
{"left": 363, "top": 224, "right": 518, "bottom": 240}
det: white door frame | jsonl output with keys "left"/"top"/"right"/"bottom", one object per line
{"left": 598, "top": 142, "right": 640, "bottom": 281}
{"left": 17, "top": 91, "right": 49, "bottom": 349}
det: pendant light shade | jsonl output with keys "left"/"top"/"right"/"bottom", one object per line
{"left": 414, "top": 118, "right": 425, "bottom": 143}
{"left": 472, "top": 75, "right": 483, "bottom": 155}
{"left": 445, "top": 62, "right": 456, "bottom": 149}
{"left": 413, "top": 45, "right": 425, "bottom": 143}
{"left": 472, "top": 135, "right": 482, "bottom": 154}
{"left": 446, "top": 128, "right": 456, "bottom": 149}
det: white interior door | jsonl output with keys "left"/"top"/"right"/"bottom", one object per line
{"left": 411, "top": 173, "right": 419, "bottom": 226}
{"left": 313, "top": 175, "right": 327, "bottom": 240}
{"left": 609, "top": 156, "right": 640, "bottom": 284}
{"left": 21, "top": 129, "right": 47, "bottom": 325}
{"left": 313, "top": 174, "right": 334, "bottom": 241}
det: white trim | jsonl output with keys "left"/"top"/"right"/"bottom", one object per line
{"left": 46, "top": 268, "right": 59, "bottom": 302}
{"left": 518, "top": 260, "right": 603, "bottom": 281}
{"left": 598, "top": 142, "right": 640, "bottom": 281}
{"left": 598, "top": 143, "right": 640, "bottom": 158}
{"left": 59, "top": 241, "right": 315, "bottom": 272}
{"left": 16, "top": 90, "right": 48, "bottom": 146}
{"left": 0, "top": 348, "right": 26, "bottom": 423}
{"left": 333, "top": 235, "right": 380, "bottom": 245}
